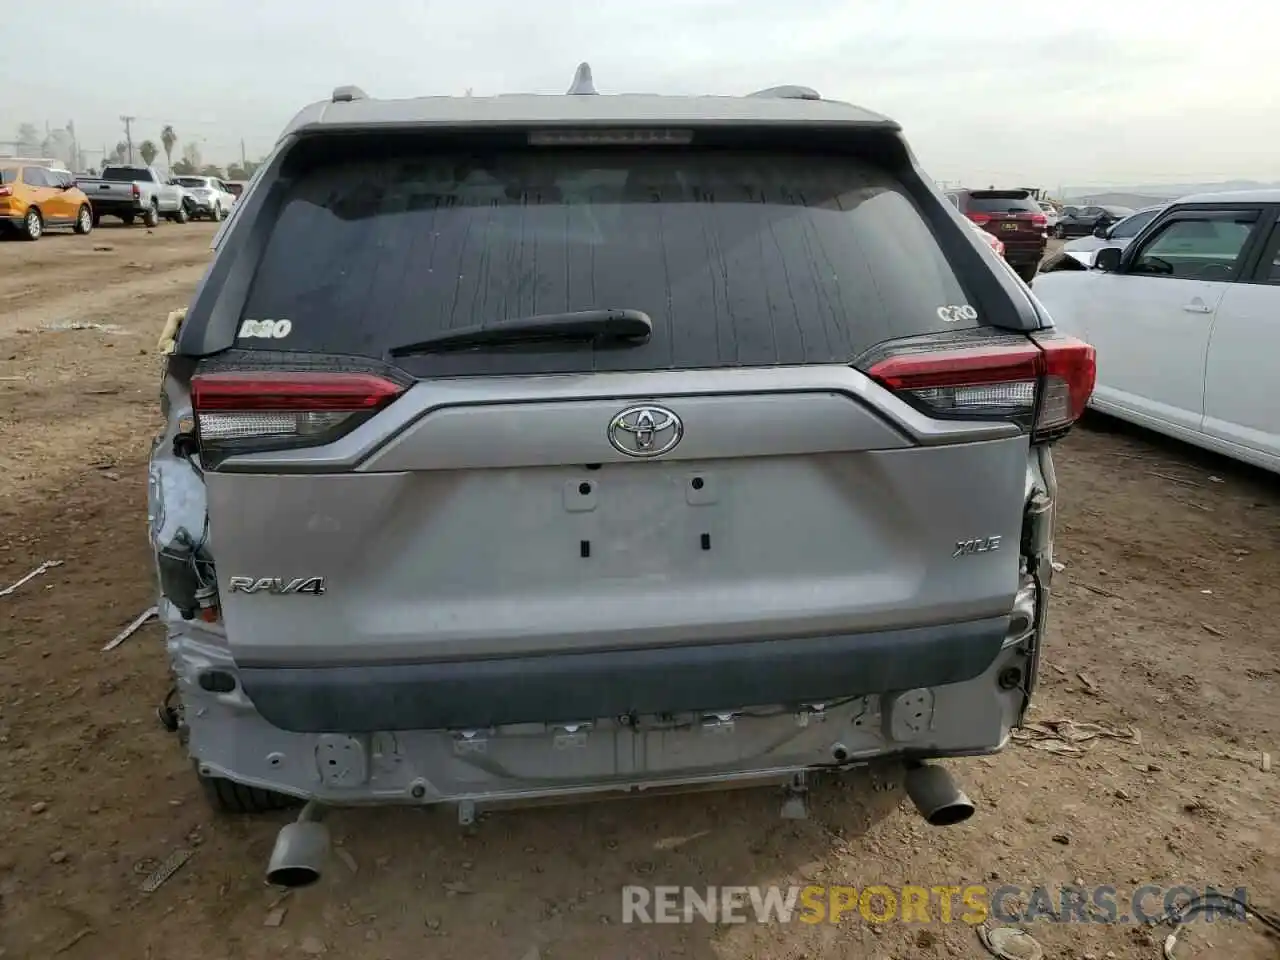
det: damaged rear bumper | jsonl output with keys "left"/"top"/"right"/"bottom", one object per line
{"left": 168, "top": 581, "right": 1037, "bottom": 807}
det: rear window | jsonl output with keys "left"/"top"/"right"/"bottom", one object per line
{"left": 238, "top": 149, "right": 978, "bottom": 375}
{"left": 102, "top": 166, "right": 150, "bottom": 182}
{"left": 964, "top": 191, "right": 1039, "bottom": 215}
{"left": 176, "top": 177, "right": 206, "bottom": 188}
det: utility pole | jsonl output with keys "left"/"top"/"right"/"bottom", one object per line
{"left": 240, "top": 138, "right": 247, "bottom": 170}
{"left": 120, "top": 115, "right": 136, "bottom": 163}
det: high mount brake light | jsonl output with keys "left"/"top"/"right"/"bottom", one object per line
{"left": 190, "top": 371, "right": 404, "bottom": 451}
{"left": 862, "top": 333, "right": 1096, "bottom": 440}
{"left": 527, "top": 129, "right": 694, "bottom": 146}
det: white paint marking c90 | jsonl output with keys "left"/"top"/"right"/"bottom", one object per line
{"left": 238, "top": 318, "right": 292, "bottom": 339}
{"left": 936, "top": 304, "right": 979, "bottom": 323}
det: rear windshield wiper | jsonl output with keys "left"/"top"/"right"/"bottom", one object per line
{"left": 388, "top": 309, "right": 653, "bottom": 358}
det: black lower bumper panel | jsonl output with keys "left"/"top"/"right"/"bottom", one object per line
{"left": 239, "top": 617, "right": 1010, "bottom": 733}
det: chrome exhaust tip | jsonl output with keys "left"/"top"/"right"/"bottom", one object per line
{"left": 903, "top": 762, "right": 975, "bottom": 826}
{"left": 266, "top": 801, "right": 329, "bottom": 887}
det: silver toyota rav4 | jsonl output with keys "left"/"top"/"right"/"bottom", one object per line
{"left": 149, "top": 65, "right": 1095, "bottom": 882}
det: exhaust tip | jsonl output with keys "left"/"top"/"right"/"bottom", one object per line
{"left": 266, "top": 864, "right": 322, "bottom": 888}
{"left": 904, "top": 762, "right": 975, "bottom": 826}
{"left": 266, "top": 818, "right": 330, "bottom": 888}
{"left": 922, "top": 799, "right": 976, "bottom": 827}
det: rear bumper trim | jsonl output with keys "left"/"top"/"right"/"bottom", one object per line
{"left": 239, "top": 617, "right": 1010, "bottom": 733}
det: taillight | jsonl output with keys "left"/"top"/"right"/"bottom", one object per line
{"left": 1029, "top": 330, "right": 1097, "bottom": 436}
{"left": 131, "top": 183, "right": 141, "bottom": 199}
{"left": 190, "top": 371, "right": 404, "bottom": 460}
{"left": 966, "top": 212, "right": 992, "bottom": 226}
{"left": 858, "top": 330, "right": 1095, "bottom": 441}
{"left": 1031, "top": 213, "right": 1048, "bottom": 227}
{"left": 0, "top": 186, "right": 11, "bottom": 198}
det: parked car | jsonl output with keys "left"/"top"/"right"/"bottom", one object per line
{"left": 943, "top": 188, "right": 1047, "bottom": 282}
{"left": 0, "top": 160, "right": 94, "bottom": 240}
{"left": 150, "top": 67, "right": 1095, "bottom": 875}
{"left": 1060, "top": 205, "right": 1165, "bottom": 266}
{"left": 174, "top": 176, "right": 236, "bottom": 221}
{"left": 1032, "top": 190, "right": 1279, "bottom": 473}
{"left": 1038, "top": 201, "right": 1060, "bottom": 232}
{"left": 75, "top": 164, "right": 193, "bottom": 226}
{"left": 1052, "top": 204, "right": 1134, "bottom": 240}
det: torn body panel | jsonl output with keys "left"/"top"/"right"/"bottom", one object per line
{"left": 149, "top": 375, "right": 216, "bottom": 620}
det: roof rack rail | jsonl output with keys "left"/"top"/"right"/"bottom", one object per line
{"left": 746, "top": 85, "right": 821, "bottom": 101}
{"left": 331, "top": 85, "right": 368, "bottom": 103}
{"left": 566, "top": 62, "right": 598, "bottom": 95}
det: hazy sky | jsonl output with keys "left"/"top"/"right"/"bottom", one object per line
{"left": 3, "top": 0, "right": 1276, "bottom": 187}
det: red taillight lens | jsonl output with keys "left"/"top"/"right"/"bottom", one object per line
{"left": 1031, "top": 213, "right": 1048, "bottom": 227}
{"left": 966, "top": 212, "right": 992, "bottom": 226}
{"left": 131, "top": 183, "right": 141, "bottom": 199}
{"left": 0, "top": 186, "right": 11, "bottom": 198}
{"left": 1030, "top": 330, "right": 1097, "bottom": 435}
{"left": 191, "top": 371, "right": 404, "bottom": 449}
{"left": 861, "top": 332, "right": 1095, "bottom": 440}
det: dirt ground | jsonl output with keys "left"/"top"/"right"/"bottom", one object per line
{"left": 1, "top": 225, "right": 1277, "bottom": 960}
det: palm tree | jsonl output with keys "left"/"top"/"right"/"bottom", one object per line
{"left": 160, "top": 125, "right": 177, "bottom": 170}
{"left": 139, "top": 140, "right": 158, "bottom": 166}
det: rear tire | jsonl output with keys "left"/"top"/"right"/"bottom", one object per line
{"left": 74, "top": 205, "right": 93, "bottom": 235}
{"left": 22, "top": 207, "right": 43, "bottom": 241}
{"left": 143, "top": 202, "right": 160, "bottom": 228}
{"left": 197, "top": 767, "right": 301, "bottom": 814}
{"left": 211, "top": 203, "right": 223, "bottom": 222}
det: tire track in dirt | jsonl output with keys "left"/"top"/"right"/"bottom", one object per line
{"left": 0, "top": 261, "right": 208, "bottom": 338}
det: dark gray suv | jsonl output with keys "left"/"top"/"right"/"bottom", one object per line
{"left": 148, "top": 65, "right": 1095, "bottom": 882}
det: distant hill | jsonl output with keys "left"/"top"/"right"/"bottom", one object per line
{"left": 1063, "top": 180, "right": 1280, "bottom": 206}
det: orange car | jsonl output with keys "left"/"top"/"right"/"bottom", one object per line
{"left": 0, "top": 162, "right": 94, "bottom": 240}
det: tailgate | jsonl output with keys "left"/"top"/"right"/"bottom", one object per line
{"left": 205, "top": 370, "right": 1027, "bottom": 667}
{"left": 86, "top": 182, "right": 130, "bottom": 200}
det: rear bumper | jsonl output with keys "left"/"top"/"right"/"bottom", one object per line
{"left": 170, "top": 586, "right": 1038, "bottom": 806}
{"left": 91, "top": 198, "right": 145, "bottom": 214}
{"left": 241, "top": 617, "right": 1011, "bottom": 733}
{"left": 1001, "top": 241, "right": 1047, "bottom": 265}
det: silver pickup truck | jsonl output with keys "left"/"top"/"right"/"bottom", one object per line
{"left": 75, "top": 164, "right": 193, "bottom": 227}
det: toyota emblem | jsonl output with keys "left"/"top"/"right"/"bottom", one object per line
{"left": 608, "top": 404, "right": 683, "bottom": 458}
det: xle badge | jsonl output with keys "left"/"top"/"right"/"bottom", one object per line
{"left": 952, "top": 536, "right": 1001, "bottom": 558}
{"left": 228, "top": 576, "right": 326, "bottom": 596}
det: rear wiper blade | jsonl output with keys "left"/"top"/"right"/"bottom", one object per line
{"left": 387, "top": 309, "right": 652, "bottom": 357}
